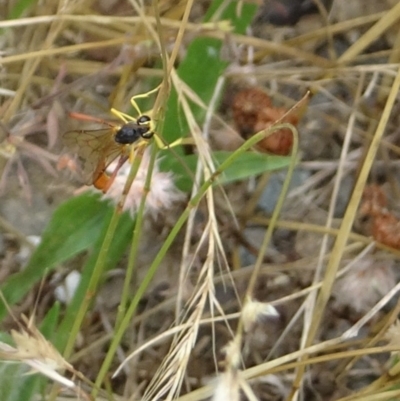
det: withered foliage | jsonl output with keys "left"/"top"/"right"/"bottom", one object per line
{"left": 359, "top": 184, "right": 400, "bottom": 249}
{"left": 231, "top": 87, "right": 300, "bottom": 155}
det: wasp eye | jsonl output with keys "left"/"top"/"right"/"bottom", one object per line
{"left": 142, "top": 130, "right": 154, "bottom": 139}
{"left": 137, "top": 115, "right": 151, "bottom": 125}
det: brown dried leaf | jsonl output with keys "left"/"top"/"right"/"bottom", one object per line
{"left": 231, "top": 87, "right": 301, "bottom": 155}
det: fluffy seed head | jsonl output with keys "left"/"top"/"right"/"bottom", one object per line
{"left": 102, "top": 149, "right": 184, "bottom": 216}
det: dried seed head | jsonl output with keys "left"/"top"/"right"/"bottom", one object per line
{"left": 211, "top": 370, "right": 240, "bottom": 401}
{"left": 0, "top": 315, "right": 75, "bottom": 389}
{"left": 222, "top": 338, "right": 242, "bottom": 370}
{"left": 242, "top": 298, "right": 279, "bottom": 333}
{"left": 334, "top": 258, "right": 396, "bottom": 313}
{"left": 102, "top": 149, "right": 184, "bottom": 216}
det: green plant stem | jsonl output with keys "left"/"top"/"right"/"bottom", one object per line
{"left": 62, "top": 154, "right": 144, "bottom": 360}
{"left": 62, "top": 209, "right": 121, "bottom": 359}
{"left": 237, "top": 127, "right": 298, "bottom": 343}
{"left": 47, "top": 203, "right": 124, "bottom": 401}
{"left": 115, "top": 144, "right": 159, "bottom": 330}
{"left": 92, "top": 122, "right": 297, "bottom": 395}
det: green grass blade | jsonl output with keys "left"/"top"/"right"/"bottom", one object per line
{"left": 7, "top": 0, "right": 37, "bottom": 19}
{"left": 162, "top": 151, "right": 292, "bottom": 191}
{"left": 161, "top": 1, "right": 257, "bottom": 145}
{"left": 55, "top": 211, "right": 134, "bottom": 350}
{"left": 0, "top": 193, "right": 109, "bottom": 320}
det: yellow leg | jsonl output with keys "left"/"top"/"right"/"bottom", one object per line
{"left": 110, "top": 108, "right": 131, "bottom": 123}
{"left": 110, "top": 85, "right": 162, "bottom": 123}
{"left": 111, "top": 84, "right": 195, "bottom": 151}
{"left": 154, "top": 135, "right": 195, "bottom": 150}
{"left": 129, "top": 85, "right": 161, "bottom": 117}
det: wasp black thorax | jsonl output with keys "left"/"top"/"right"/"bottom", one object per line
{"left": 114, "top": 115, "right": 154, "bottom": 144}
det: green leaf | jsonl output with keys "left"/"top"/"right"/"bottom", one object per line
{"left": 0, "top": 363, "right": 40, "bottom": 401}
{"left": 217, "top": 152, "right": 292, "bottom": 184}
{"left": 8, "top": 0, "right": 37, "bottom": 19}
{"left": 162, "top": 151, "right": 291, "bottom": 191}
{"left": 156, "top": 1, "right": 257, "bottom": 190}
{"left": 0, "top": 193, "right": 110, "bottom": 320}
{"left": 55, "top": 211, "right": 134, "bottom": 350}
{"left": 161, "top": 1, "right": 257, "bottom": 144}
{"left": 41, "top": 302, "right": 61, "bottom": 340}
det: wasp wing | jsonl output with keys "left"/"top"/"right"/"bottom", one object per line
{"left": 63, "top": 128, "right": 124, "bottom": 185}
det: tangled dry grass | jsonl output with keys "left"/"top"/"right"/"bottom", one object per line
{"left": 2, "top": 1, "right": 400, "bottom": 400}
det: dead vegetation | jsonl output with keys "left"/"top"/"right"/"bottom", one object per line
{"left": 2, "top": 0, "right": 400, "bottom": 400}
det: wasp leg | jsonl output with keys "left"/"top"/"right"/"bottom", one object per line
{"left": 129, "top": 85, "right": 161, "bottom": 117}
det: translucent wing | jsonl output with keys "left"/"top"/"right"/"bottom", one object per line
{"left": 63, "top": 128, "right": 124, "bottom": 185}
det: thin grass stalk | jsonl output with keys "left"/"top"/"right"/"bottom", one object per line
{"left": 308, "top": 65, "right": 400, "bottom": 350}
{"left": 0, "top": 15, "right": 229, "bottom": 34}
{"left": 153, "top": 1, "right": 170, "bottom": 116}
{"left": 3, "top": 16, "right": 331, "bottom": 77}
{"left": 93, "top": 186, "right": 194, "bottom": 394}
{"left": 2, "top": 23, "right": 330, "bottom": 67}
{"left": 286, "top": 73, "right": 365, "bottom": 395}
{"left": 151, "top": 0, "right": 193, "bottom": 117}
{"left": 338, "top": 1, "right": 400, "bottom": 64}
{"left": 2, "top": 2, "right": 68, "bottom": 122}
{"left": 165, "top": 0, "right": 194, "bottom": 77}
{"left": 112, "top": 132, "right": 164, "bottom": 324}
{"left": 61, "top": 154, "right": 145, "bottom": 362}
{"left": 285, "top": 12, "right": 386, "bottom": 49}
{"left": 96, "top": 0, "right": 193, "bottom": 385}
{"left": 340, "top": 389, "right": 400, "bottom": 401}
{"left": 92, "top": 121, "right": 298, "bottom": 394}
{"left": 230, "top": 117, "right": 299, "bottom": 359}
{"left": 0, "top": 37, "right": 129, "bottom": 65}
{"left": 60, "top": 209, "right": 119, "bottom": 356}
{"left": 115, "top": 81, "right": 170, "bottom": 330}
{"left": 176, "top": 342, "right": 400, "bottom": 401}
{"left": 48, "top": 154, "right": 148, "bottom": 401}
{"left": 114, "top": 144, "right": 159, "bottom": 330}
{"left": 336, "top": 299, "right": 400, "bottom": 383}
{"left": 299, "top": 71, "right": 365, "bottom": 372}
{"left": 343, "top": 373, "right": 400, "bottom": 401}
{"left": 48, "top": 211, "right": 126, "bottom": 400}
{"left": 253, "top": 345, "right": 400, "bottom": 375}
{"left": 286, "top": 64, "right": 400, "bottom": 401}
{"left": 245, "top": 131, "right": 298, "bottom": 297}
{"left": 254, "top": 215, "right": 400, "bottom": 260}
{"left": 115, "top": 0, "right": 188, "bottom": 329}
